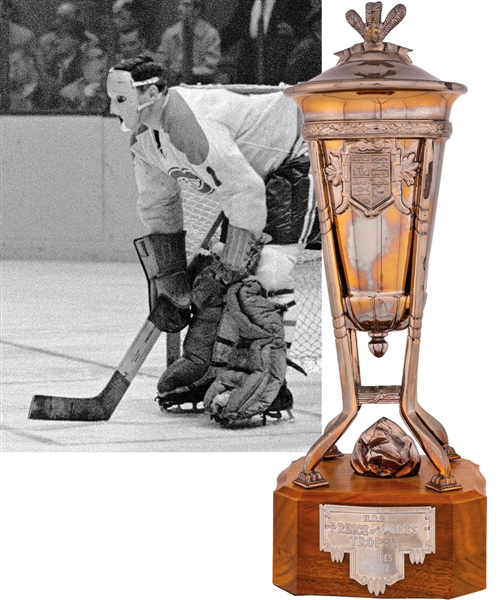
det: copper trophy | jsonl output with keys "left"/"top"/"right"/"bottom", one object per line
{"left": 273, "top": 3, "right": 486, "bottom": 597}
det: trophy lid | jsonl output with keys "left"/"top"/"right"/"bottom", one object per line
{"left": 285, "top": 2, "right": 467, "bottom": 96}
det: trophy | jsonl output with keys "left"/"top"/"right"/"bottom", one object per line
{"left": 274, "top": 3, "right": 486, "bottom": 597}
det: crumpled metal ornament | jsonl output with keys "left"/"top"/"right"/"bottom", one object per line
{"left": 351, "top": 417, "right": 421, "bottom": 477}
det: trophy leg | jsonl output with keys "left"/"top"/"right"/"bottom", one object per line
{"left": 349, "top": 328, "right": 361, "bottom": 387}
{"left": 400, "top": 324, "right": 462, "bottom": 492}
{"left": 323, "top": 329, "right": 359, "bottom": 460}
{"left": 293, "top": 319, "right": 358, "bottom": 488}
{"left": 399, "top": 139, "right": 461, "bottom": 491}
{"left": 415, "top": 403, "right": 461, "bottom": 460}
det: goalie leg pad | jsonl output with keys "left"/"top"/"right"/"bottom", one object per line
{"left": 265, "top": 380, "right": 294, "bottom": 416}
{"left": 157, "top": 303, "right": 224, "bottom": 395}
{"left": 157, "top": 253, "right": 232, "bottom": 401}
{"left": 204, "top": 279, "right": 287, "bottom": 426}
{"left": 266, "top": 290, "right": 297, "bottom": 350}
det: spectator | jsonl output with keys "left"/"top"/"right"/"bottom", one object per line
{"left": 221, "top": 0, "right": 310, "bottom": 84}
{"left": 46, "top": 19, "right": 87, "bottom": 89}
{"left": 54, "top": 2, "right": 100, "bottom": 50}
{"left": 38, "top": 3, "right": 99, "bottom": 61}
{"left": 112, "top": 0, "right": 139, "bottom": 34}
{"left": 37, "top": 30, "right": 59, "bottom": 76}
{"left": 9, "top": 48, "right": 61, "bottom": 112}
{"left": 156, "top": 0, "right": 221, "bottom": 85}
{"left": 284, "top": 1, "right": 321, "bottom": 84}
{"left": 112, "top": 0, "right": 156, "bottom": 59}
{"left": 117, "top": 27, "right": 148, "bottom": 61}
{"left": 5, "top": 0, "right": 35, "bottom": 51}
{"left": 60, "top": 46, "right": 108, "bottom": 113}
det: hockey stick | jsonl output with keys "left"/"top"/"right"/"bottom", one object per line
{"left": 29, "top": 212, "right": 225, "bottom": 421}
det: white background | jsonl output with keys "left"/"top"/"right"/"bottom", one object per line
{"left": 1, "top": 1, "right": 498, "bottom": 598}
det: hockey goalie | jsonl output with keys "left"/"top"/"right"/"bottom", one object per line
{"left": 107, "top": 55, "right": 318, "bottom": 427}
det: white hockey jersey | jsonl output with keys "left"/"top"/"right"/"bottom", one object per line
{"left": 130, "top": 86, "right": 305, "bottom": 235}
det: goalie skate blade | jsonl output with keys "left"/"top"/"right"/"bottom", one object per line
{"left": 28, "top": 371, "right": 130, "bottom": 421}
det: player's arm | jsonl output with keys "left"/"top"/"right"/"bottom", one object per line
{"left": 201, "top": 121, "right": 267, "bottom": 235}
{"left": 164, "top": 92, "right": 268, "bottom": 234}
{"left": 132, "top": 151, "right": 190, "bottom": 332}
{"left": 133, "top": 152, "right": 183, "bottom": 234}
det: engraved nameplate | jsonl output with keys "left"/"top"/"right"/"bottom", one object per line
{"left": 320, "top": 505, "right": 435, "bottom": 596}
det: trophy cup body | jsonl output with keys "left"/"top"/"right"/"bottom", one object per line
{"left": 273, "top": 3, "right": 486, "bottom": 597}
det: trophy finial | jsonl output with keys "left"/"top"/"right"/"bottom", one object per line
{"left": 346, "top": 2, "right": 407, "bottom": 49}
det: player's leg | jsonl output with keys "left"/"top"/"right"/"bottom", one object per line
{"left": 156, "top": 222, "right": 270, "bottom": 412}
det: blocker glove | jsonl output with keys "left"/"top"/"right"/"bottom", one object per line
{"left": 134, "top": 231, "right": 191, "bottom": 332}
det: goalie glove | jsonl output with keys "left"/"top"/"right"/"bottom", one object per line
{"left": 204, "top": 278, "right": 287, "bottom": 427}
{"left": 134, "top": 232, "right": 191, "bottom": 332}
{"left": 192, "top": 224, "right": 271, "bottom": 307}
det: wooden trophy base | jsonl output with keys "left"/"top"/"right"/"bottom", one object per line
{"left": 273, "top": 455, "right": 486, "bottom": 598}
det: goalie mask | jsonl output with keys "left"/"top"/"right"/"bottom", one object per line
{"left": 107, "top": 68, "right": 161, "bottom": 132}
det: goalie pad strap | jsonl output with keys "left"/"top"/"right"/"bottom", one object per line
{"left": 264, "top": 288, "right": 294, "bottom": 297}
{"left": 216, "top": 336, "right": 235, "bottom": 347}
{"left": 278, "top": 301, "right": 297, "bottom": 311}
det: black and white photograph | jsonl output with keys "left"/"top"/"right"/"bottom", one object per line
{"left": 1, "top": 0, "right": 323, "bottom": 452}
{"left": 1, "top": 1, "right": 497, "bottom": 599}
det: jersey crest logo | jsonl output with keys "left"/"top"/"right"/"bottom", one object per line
{"left": 168, "top": 167, "right": 214, "bottom": 194}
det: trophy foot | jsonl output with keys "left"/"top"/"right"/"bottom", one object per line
{"left": 323, "top": 443, "right": 344, "bottom": 460}
{"left": 425, "top": 474, "right": 463, "bottom": 493}
{"left": 293, "top": 469, "right": 329, "bottom": 489}
{"left": 443, "top": 444, "right": 461, "bottom": 461}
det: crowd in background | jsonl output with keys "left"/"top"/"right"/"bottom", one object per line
{"left": 1, "top": 0, "right": 321, "bottom": 114}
